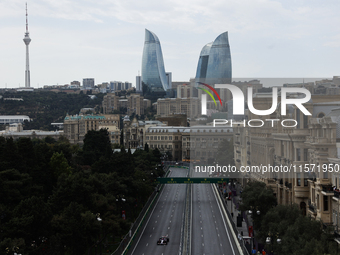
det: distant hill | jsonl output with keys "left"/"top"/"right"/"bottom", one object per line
{"left": 0, "top": 91, "right": 105, "bottom": 130}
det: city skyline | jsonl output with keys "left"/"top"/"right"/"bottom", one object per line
{"left": 0, "top": 0, "right": 339, "bottom": 88}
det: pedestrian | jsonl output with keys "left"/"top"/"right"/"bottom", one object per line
{"left": 256, "top": 251, "right": 260, "bottom": 255}
{"left": 251, "top": 247, "right": 257, "bottom": 254}
{"left": 262, "top": 249, "right": 266, "bottom": 255}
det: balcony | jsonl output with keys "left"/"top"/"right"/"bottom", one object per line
{"left": 322, "top": 185, "right": 333, "bottom": 193}
{"left": 334, "top": 190, "right": 340, "bottom": 199}
{"left": 308, "top": 203, "right": 317, "bottom": 214}
{"left": 322, "top": 185, "right": 334, "bottom": 196}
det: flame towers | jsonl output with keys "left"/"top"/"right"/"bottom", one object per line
{"left": 195, "top": 31, "right": 232, "bottom": 86}
{"left": 23, "top": 3, "right": 31, "bottom": 88}
{"left": 141, "top": 29, "right": 169, "bottom": 98}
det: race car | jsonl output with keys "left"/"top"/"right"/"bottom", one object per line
{"left": 157, "top": 236, "right": 169, "bottom": 245}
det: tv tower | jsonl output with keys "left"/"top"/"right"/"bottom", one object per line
{"left": 23, "top": 3, "right": 31, "bottom": 88}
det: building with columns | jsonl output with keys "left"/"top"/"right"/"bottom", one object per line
{"left": 234, "top": 92, "right": 340, "bottom": 228}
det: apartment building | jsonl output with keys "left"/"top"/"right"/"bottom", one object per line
{"left": 102, "top": 93, "right": 150, "bottom": 116}
{"left": 123, "top": 116, "right": 165, "bottom": 149}
{"left": 63, "top": 114, "right": 120, "bottom": 144}
{"left": 234, "top": 93, "right": 340, "bottom": 227}
{"left": 182, "top": 125, "right": 233, "bottom": 163}
{"left": 156, "top": 97, "right": 201, "bottom": 117}
{"left": 145, "top": 126, "right": 186, "bottom": 161}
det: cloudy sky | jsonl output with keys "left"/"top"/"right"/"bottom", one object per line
{"left": 0, "top": 0, "right": 339, "bottom": 88}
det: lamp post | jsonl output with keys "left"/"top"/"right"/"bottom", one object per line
{"left": 94, "top": 213, "right": 103, "bottom": 255}
{"left": 228, "top": 181, "right": 234, "bottom": 217}
{"left": 248, "top": 209, "right": 260, "bottom": 252}
{"left": 266, "top": 233, "right": 281, "bottom": 254}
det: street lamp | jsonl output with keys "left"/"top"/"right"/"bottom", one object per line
{"left": 266, "top": 232, "right": 281, "bottom": 254}
{"left": 96, "top": 213, "right": 102, "bottom": 222}
{"left": 228, "top": 181, "right": 234, "bottom": 217}
{"left": 248, "top": 209, "right": 260, "bottom": 252}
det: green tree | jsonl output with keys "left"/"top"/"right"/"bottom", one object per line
{"left": 51, "top": 202, "right": 100, "bottom": 254}
{"left": 50, "top": 151, "right": 72, "bottom": 178}
{"left": 144, "top": 143, "right": 149, "bottom": 152}
{"left": 82, "top": 129, "right": 112, "bottom": 166}
{"left": 240, "top": 181, "right": 277, "bottom": 230}
{"left": 260, "top": 205, "right": 336, "bottom": 255}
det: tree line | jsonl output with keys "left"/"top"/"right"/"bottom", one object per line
{"left": 0, "top": 129, "right": 163, "bottom": 255}
{"left": 0, "top": 91, "right": 104, "bottom": 131}
{"left": 240, "top": 181, "right": 337, "bottom": 255}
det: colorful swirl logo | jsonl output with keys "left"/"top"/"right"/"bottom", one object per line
{"left": 197, "top": 82, "right": 222, "bottom": 107}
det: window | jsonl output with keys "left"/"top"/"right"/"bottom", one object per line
{"left": 324, "top": 196, "right": 328, "bottom": 211}
{"left": 317, "top": 112, "right": 325, "bottom": 118}
{"left": 169, "top": 136, "right": 172, "bottom": 140}
{"left": 303, "top": 115, "right": 308, "bottom": 129}
{"left": 175, "top": 136, "right": 178, "bottom": 140}
{"left": 296, "top": 148, "right": 301, "bottom": 161}
{"left": 146, "top": 136, "right": 149, "bottom": 140}
{"left": 297, "top": 173, "right": 301, "bottom": 186}
{"left": 304, "top": 173, "right": 308, "bottom": 186}
{"left": 296, "top": 110, "right": 300, "bottom": 128}
{"left": 304, "top": 149, "right": 308, "bottom": 161}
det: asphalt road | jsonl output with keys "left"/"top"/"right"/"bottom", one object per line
{"left": 130, "top": 167, "right": 188, "bottom": 255}
{"left": 191, "top": 170, "right": 241, "bottom": 255}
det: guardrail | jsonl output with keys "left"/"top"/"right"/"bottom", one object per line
{"left": 215, "top": 185, "right": 250, "bottom": 255}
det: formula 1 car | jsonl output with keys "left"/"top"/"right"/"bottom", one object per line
{"left": 157, "top": 236, "right": 169, "bottom": 245}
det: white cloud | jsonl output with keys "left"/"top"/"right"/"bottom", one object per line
{"left": 0, "top": 0, "right": 340, "bottom": 87}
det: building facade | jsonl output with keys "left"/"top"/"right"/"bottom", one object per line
{"left": 83, "top": 78, "right": 95, "bottom": 89}
{"left": 195, "top": 32, "right": 232, "bottom": 86}
{"left": 63, "top": 114, "right": 120, "bottom": 144}
{"left": 123, "top": 116, "right": 165, "bottom": 149}
{"left": 141, "top": 29, "right": 169, "bottom": 96}
{"left": 234, "top": 92, "right": 340, "bottom": 228}
{"left": 102, "top": 93, "right": 150, "bottom": 116}
{"left": 156, "top": 98, "right": 201, "bottom": 117}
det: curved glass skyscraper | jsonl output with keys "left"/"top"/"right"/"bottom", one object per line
{"left": 196, "top": 31, "right": 232, "bottom": 85}
{"left": 142, "top": 29, "right": 169, "bottom": 97}
{"left": 195, "top": 42, "right": 213, "bottom": 82}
